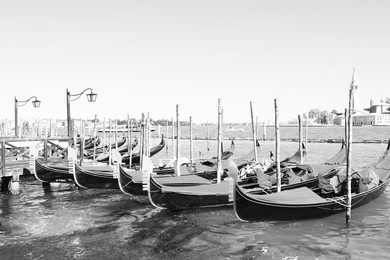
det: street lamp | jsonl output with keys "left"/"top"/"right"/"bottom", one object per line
{"left": 14, "top": 96, "right": 41, "bottom": 137}
{"left": 66, "top": 88, "right": 97, "bottom": 138}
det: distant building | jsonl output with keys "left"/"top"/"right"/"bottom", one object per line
{"left": 333, "top": 71, "right": 390, "bottom": 126}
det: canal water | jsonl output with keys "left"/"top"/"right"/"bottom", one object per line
{"left": 1, "top": 126, "right": 390, "bottom": 259}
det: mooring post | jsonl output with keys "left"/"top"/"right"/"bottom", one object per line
{"left": 147, "top": 114, "right": 151, "bottom": 157}
{"left": 108, "top": 119, "right": 112, "bottom": 166}
{"left": 140, "top": 114, "right": 145, "bottom": 168}
{"left": 44, "top": 138, "right": 48, "bottom": 164}
{"left": 126, "top": 115, "right": 131, "bottom": 168}
{"left": 171, "top": 117, "right": 175, "bottom": 159}
{"left": 344, "top": 109, "right": 348, "bottom": 150}
{"left": 207, "top": 121, "right": 210, "bottom": 151}
{"left": 175, "top": 105, "right": 181, "bottom": 176}
{"left": 102, "top": 118, "right": 106, "bottom": 152}
{"left": 130, "top": 118, "right": 134, "bottom": 168}
{"left": 250, "top": 101, "right": 258, "bottom": 163}
{"left": 1, "top": 139, "right": 5, "bottom": 177}
{"left": 275, "top": 99, "right": 281, "bottom": 192}
{"left": 298, "top": 114, "right": 303, "bottom": 164}
{"left": 93, "top": 114, "right": 97, "bottom": 161}
{"left": 80, "top": 121, "right": 85, "bottom": 166}
{"left": 189, "top": 116, "right": 193, "bottom": 165}
{"left": 346, "top": 86, "right": 354, "bottom": 226}
{"left": 217, "top": 99, "right": 223, "bottom": 183}
{"left": 305, "top": 113, "right": 308, "bottom": 150}
{"left": 166, "top": 120, "right": 169, "bottom": 154}
{"left": 115, "top": 119, "right": 118, "bottom": 151}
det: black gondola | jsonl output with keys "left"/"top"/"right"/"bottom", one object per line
{"left": 147, "top": 141, "right": 346, "bottom": 210}
{"left": 33, "top": 157, "right": 74, "bottom": 183}
{"left": 233, "top": 140, "right": 390, "bottom": 221}
{"left": 73, "top": 163, "right": 119, "bottom": 189}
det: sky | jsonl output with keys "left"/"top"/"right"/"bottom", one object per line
{"left": 1, "top": 0, "right": 390, "bottom": 124}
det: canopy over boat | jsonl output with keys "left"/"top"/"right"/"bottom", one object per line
{"left": 161, "top": 181, "right": 231, "bottom": 196}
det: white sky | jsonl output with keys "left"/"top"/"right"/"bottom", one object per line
{"left": 1, "top": 0, "right": 390, "bottom": 124}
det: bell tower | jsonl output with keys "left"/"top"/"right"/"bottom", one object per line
{"left": 350, "top": 68, "right": 360, "bottom": 111}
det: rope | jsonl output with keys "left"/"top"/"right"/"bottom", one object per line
{"left": 326, "top": 192, "right": 368, "bottom": 208}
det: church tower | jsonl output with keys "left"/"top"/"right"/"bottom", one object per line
{"left": 350, "top": 68, "right": 360, "bottom": 111}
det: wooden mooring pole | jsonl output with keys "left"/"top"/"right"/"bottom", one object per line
{"left": 171, "top": 117, "right": 175, "bottom": 159}
{"left": 275, "top": 99, "right": 281, "bottom": 192}
{"left": 189, "top": 116, "right": 193, "bottom": 165}
{"left": 129, "top": 117, "right": 133, "bottom": 168}
{"left": 93, "top": 114, "right": 97, "bottom": 161}
{"left": 140, "top": 114, "right": 145, "bottom": 168}
{"left": 250, "top": 101, "right": 258, "bottom": 163}
{"left": 108, "top": 119, "right": 112, "bottom": 166}
{"left": 346, "top": 85, "right": 354, "bottom": 226}
{"left": 166, "top": 120, "right": 169, "bottom": 154}
{"left": 216, "top": 99, "right": 223, "bottom": 183}
{"left": 305, "top": 113, "right": 308, "bottom": 151}
{"left": 207, "top": 121, "right": 210, "bottom": 151}
{"left": 298, "top": 114, "right": 303, "bottom": 164}
{"left": 175, "top": 105, "right": 181, "bottom": 176}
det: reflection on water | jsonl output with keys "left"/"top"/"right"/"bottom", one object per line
{"left": 1, "top": 141, "right": 390, "bottom": 259}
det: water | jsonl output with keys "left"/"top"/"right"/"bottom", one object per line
{"left": 1, "top": 126, "right": 390, "bottom": 259}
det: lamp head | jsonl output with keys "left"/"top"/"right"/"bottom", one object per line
{"left": 32, "top": 99, "right": 41, "bottom": 108}
{"left": 87, "top": 91, "right": 97, "bottom": 102}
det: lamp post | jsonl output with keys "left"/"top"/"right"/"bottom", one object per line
{"left": 14, "top": 96, "right": 41, "bottom": 137}
{"left": 66, "top": 88, "right": 97, "bottom": 139}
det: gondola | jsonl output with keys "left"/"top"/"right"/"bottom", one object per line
{"left": 118, "top": 140, "right": 239, "bottom": 197}
{"left": 73, "top": 163, "right": 119, "bottom": 189}
{"left": 239, "top": 141, "right": 346, "bottom": 192}
{"left": 264, "top": 142, "right": 307, "bottom": 172}
{"left": 147, "top": 160, "right": 237, "bottom": 210}
{"left": 91, "top": 137, "right": 128, "bottom": 155}
{"left": 94, "top": 138, "right": 138, "bottom": 162}
{"left": 199, "top": 140, "right": 236, "bottom": 167}
{"left": 233, "top": 140, "right": 390, "bottom": 221}
{"left": 73, "top": 137, "right": 164, "bottom": 189}
{"left": 83, "top": 136, "right": 100, "bottom": 150}
{"left": 118, "top": 165, "right": 146, "bottom": 195}
{"left": 118, "top": 156, "right": 157, "bottom": 196}
{"left": 147, "top": 141, "right": 345, "bottom": 210}
{"left": 32, "top": 157, "right": 74, "bottom": 183}
{"left": 118, "top": 156, "right": 222, "bottom": 196}
{"left": 121, "top": 135, "right": 165, "bottom": 166}
{"left": 118, "top": 139, "right": 250, "bottom": 197}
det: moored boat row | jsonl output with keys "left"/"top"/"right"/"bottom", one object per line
{"left": 10, "top": 135, "right": 390, "bottom": 223}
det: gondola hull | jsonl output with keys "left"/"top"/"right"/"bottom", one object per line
{"left": 148, "top": 175, "right": 231, "bottom": 210}
{"left": 121, "top": 136, "right": 165, "bottom": 166}
{"left": 234, "top": 141, "right": 390, "bottom": 221}
{"left": 118, "top": 166, "right": 146, "bottom": 196}
{"left": 33, "top": 158, "right": 74, "bottom": 183}
{"left": 148, "top": 142, "right": 347, "bottom": 210}
{"left": 234, "top": 179, "right": 390, "bottom": 221}
{"left": 74, "top": 164, "right": 119, "bottom": 189}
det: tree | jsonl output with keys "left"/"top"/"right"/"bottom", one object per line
{"left": 308, "top": 109, "right": 321, "bottom": 119}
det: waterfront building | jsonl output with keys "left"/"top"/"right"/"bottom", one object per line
{"left": 334, "top": 97, "right": 390, "bottom": 126}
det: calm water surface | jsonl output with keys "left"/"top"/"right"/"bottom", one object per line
{"left": 1, "top": 126, "right": 390, "bottom": 259}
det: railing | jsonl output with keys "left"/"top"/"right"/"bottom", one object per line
{"left": 1, "top": 137, "right": 72, "bottom": 177}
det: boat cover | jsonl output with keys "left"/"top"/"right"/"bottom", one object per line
{"left": 324, "top": 146, "right": 346, "bottom": 165}
{"left": 154, "top": 174, "right": 212, "bottom": 186}
{"left": 161, "top": 180, "right": 230, "bottom": 195}
{"left": 81, "top": 165, "right": 114, "bottom": 172}
{"left": 245, "top": 186, "right": 327, "bottom": 205}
